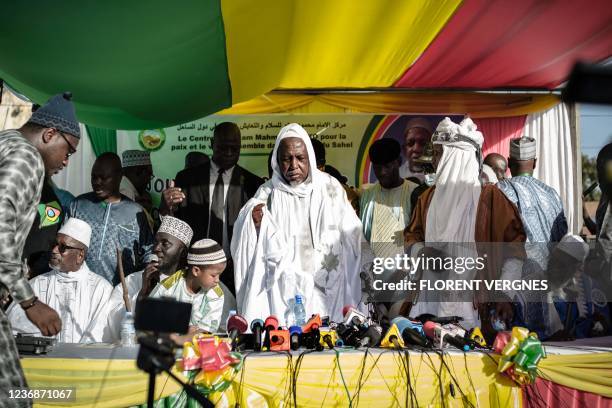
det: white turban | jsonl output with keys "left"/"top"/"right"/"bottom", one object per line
{"left": 58, "top": 218, "right": 92, "bottom": 248}
{"left": 270, "top": 123, "right": 321, "bottom": 197}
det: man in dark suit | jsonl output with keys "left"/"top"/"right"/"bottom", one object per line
{"left": 160, "top": 122, "right": 263, "bottom": 294}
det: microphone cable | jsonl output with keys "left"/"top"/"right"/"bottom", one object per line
{"left": 436, "top": 350, "right": 475, "bottom": 408}
{"left": 422, "top": 350, "right": 446, "bottom": 408}
{"left": 348, "top": 347, "right": 369, "bottom": 407}
{"left": 402, "top": 350, "right": 419, "bottom": 407}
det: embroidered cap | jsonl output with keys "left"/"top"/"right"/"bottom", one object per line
{"left": 158, "top": 216, "right": 193, "bottom": 247}
{"left": 187, "top": 239, "right": 227, "bottom": 266}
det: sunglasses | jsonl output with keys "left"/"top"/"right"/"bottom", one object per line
{"left": 53, "top": 241, "right": 83, "bottom": 254}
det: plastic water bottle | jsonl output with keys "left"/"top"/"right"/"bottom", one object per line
{"left": 121, "top": 312, "right": 136, "bottom": 346}
{"left": 293, "top": 295, "right": 306, "bottom": 326}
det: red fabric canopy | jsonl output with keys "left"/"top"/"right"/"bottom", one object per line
{"left": 396, "top": 0, "right": 612, "bottom": 89}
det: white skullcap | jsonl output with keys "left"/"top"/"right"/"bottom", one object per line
{"left": 510, "top": 136, "right": 536, "bottom": 160}
{"left": 122, "top": 150, "right": 151, "bottom": 168}
{"left": 405, "top": 117, "right": 434, "bottom": 135}
{"left": 158, "top": 216, "right": 193, "bottom": 247}
{"left": 188, "top": 239, "right": 226, "bottom": 266}
{"left": 58, "top": 218, "right": 92, "bottom": 248}
{"left": 557, "top": 234, "right": 589, "bottom": 262}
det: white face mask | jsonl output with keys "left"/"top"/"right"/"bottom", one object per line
{"left": 424, "top": 173, "right": 436, "bottom": 186}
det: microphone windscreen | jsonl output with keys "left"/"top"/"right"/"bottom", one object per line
{"left": 264, "top": 316, "right": 279, "bottom": 329}
{"left": 149, "top": 254, "right": 159, "bottom": 263}
{"left": 250, "top": 318, "right": 264, "bottom": 331}
{"left": 289, "top": 325, "right": 302, "bottom": 336}
{"left": 423, "top": 321, "right": 437, "bottom": 339}
{"left": 227, "top": 315, "right": 248, "bottom": 334}
{"left": 342, "top": 305, "right": 354, "bottom": 317}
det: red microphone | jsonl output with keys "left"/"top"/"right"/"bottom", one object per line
{"left": 227, "top": 314, "right": 248, "bottom": 350}
{"left": 263, "top": 315, "right": 279, "bottom": 350}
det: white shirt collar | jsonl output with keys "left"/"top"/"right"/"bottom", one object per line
{"left": 210, "top": 160, "right": 235, "bottom": 177}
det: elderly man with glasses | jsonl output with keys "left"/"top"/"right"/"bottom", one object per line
{"left": 7, "top": 217, "right": 112, "bottom": 343}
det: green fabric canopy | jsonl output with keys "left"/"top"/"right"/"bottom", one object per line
{"left": 0, "top": 0, "right": 231, "bottom": 130}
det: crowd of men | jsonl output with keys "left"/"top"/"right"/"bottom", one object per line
{"left": 1, "top": 93, "right": 611, "bottom": 399}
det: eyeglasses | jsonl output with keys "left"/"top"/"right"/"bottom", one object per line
{"left": 53, "top": 241, "right": 83, "bottom": 254}
{"left": 54, "top": 128, "right": 77, "bottom": 158}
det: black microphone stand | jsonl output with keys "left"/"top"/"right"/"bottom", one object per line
{"left": 137, "top": 334, "right": 214, "bottom": 408}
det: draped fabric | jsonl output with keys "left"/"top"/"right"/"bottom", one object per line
{"left": 85, "top": 126, "right": 117, "bottom": 157}
{"left": 524, "top": 103, "right": 580, "bottom": 234}
{"left": 475, "top": 115, "right": 527, "bottom": 167}
{"left": 395, "top": 0, "right": 612, "bottom": 89}
{"left": 220, "top": 93, "right": 559, "bottom": 117}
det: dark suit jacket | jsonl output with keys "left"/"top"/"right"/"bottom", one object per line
{"left": 174, "top": 163, "right": 263, "bottom": 242}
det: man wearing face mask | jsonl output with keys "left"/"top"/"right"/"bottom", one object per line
{"left": 69, "top": 153, "right": 154, "bottom": 284}
{"left": 232, "top": 123, "right": 364, "bottom": 325}
{"left": 160, "top": 122, "right": 263, "bottom": 295}
{"left": 7, "top": 218, "right": 112, "bottom": 343}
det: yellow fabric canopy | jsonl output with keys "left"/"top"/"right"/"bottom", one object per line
{"left": 221, "top": 0, "right": 462, "bottom": 104}
{"left": 218, "top": 92, "right": 560, "bottom": 117}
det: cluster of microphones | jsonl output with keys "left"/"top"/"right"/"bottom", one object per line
{"left": 225, "top": 306, "right": 490, "bottom": 352}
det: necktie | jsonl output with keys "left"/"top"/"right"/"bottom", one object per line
{"left": 209, "top": 168, "right": 225, "bottom": 244}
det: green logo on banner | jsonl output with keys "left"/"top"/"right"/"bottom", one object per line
{"left": 138, "top": 129, "right": 166, "bottom": 151}
{"left": 37, "top": 201, "right": 62, "bottom": 227}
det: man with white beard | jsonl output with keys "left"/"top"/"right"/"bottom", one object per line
{"left": 232, "top": 123, "right": 363, "bottom": 324}
{"left": 8, "top": 218, "right": 112, "bottom": 343}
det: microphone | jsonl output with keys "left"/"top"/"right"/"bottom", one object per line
{"left": 250, "top": 319, "right": 264, "bottom": 352}
{"left": 343, "top": 305, "right": 367, "bottom": 327}
{"left": 358, "top": 324, "right": 382, "bottom": 348}
{"left": 227, "top": 314, "right": 248, "bottom": 350}
{"left": 466, "top": 327, "right": 488, "bottom": 349}
{"left": 380, "top": 324, "right": 405, "bottom": 349}
{"left": 289, "top": 326, "right": 302, "bottom": 350}
{"left": 391, "top": 316, "right": 425, "bottom": 337}
{"left": 336, "top": 323, "right": 360, "bottom": 347}
{"left": 302, "top": 314, "right": 322, "bottom": 333}
{"left": 263, "top": 316, "right": 279, "bottom": 350}
{"left": 423, "top": 321, "right": 470, "bottom": 351}
{"left": 392, "top": 317, "right": 431, "bottom": 348}
{"left": 270, "top": 329, "right": 290, "bottom": 351}
{"left": 320, "top": 330, "right": 337, "bottom": 350}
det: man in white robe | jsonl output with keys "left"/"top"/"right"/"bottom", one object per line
{"left": 232, "top": 123, "right": 363, "bottom": 325}
{"left": 7, "top": 218, "right": 112, "bottom": 343}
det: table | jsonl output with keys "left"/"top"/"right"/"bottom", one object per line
{"left": 21, "top": 339, "right": 612, "bottom": 407}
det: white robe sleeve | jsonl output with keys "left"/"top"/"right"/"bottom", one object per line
{"left": 339, "top": 186, "right": 366, "bottom": 315}
{"left": 230, "top": 197, "right": 268, "bottom": 319}
{"left": 81, "top": 277, "right": 113, "bottom": 343}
